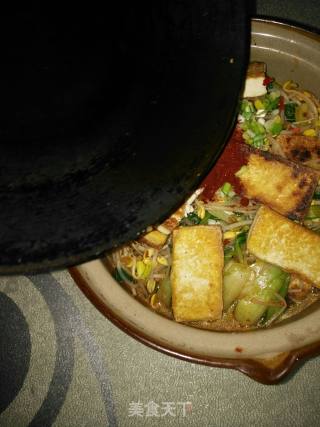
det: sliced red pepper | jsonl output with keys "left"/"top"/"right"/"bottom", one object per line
{"left": 263, "top": 75, "right": 274, "bottom": 86}
{"left": 240, "top": 197, "right": 249, "bottom": 207}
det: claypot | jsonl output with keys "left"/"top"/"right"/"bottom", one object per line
{"left": 70, "top": 19, "right": 320, "bottom": 384}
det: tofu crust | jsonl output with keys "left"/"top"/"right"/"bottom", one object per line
{"left": 275, "top": 134, "right": 320, "bottom": 171}
{"left": 246, "top": 62, "right": 266, "bottom": 78}
{"left": 247, "top": 205, "right": 320, "bottom": 287}
{"left": 236, "top": 149, "right": 319, "bottom": 220}
{"left": 171, "top": 225, "right": 223, "bottom": 322}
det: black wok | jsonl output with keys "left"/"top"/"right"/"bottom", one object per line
{"left": 0, "top": 2, "right": 250, "bottom": 273}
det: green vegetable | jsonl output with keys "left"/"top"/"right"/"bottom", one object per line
{"left": 241, "top": 118, "right": 266, "bottom": 148}
{"left": 234, "top": 232, "right": 247, "bottom": 263}
{"left": 234, "top": 262, "right": 290, "bottom": 326}
{"left": 306, "top": 204, "right": 320, "bottom": 219}
{"left": 205, "top": 208, "right": 233, "bottom": 223}
{"left": 253, "top": 134, "right": 266, "bottom": 148}
{"left": 270, "top": 121, "right": 283, "bottom": 135}
{"left": 157, "top": 277, "right": 172, "bottom": 308}
{"left": 223, "top": 232, "right": 247, "bottom": 263}
{"left": 265, "top": 115, "right": 283, "bottom": 136}
{"left": 223, "top": 261, "right": 251, "bottom": 310}
{"left": 113, "top": 267, "right": 133, "bottom": 283}
{"left": 234, "top": 298, "right": 267, "bottom": 326}
{"left": 262, "top": 91, "right": 280, "bottom": 112}
{"left": 199, "top": 210, "right": 217, "bottom": 225}
{"left": 224, "top": 246, "right": 234, "bottom": 263}
{"left": 180, "top": 212, "right": 201, "bottom": 226}
{"left": 249, "top": 119, "right": 265, "bottom": 135}
{"left": 313, "top": 188, "right": 320, "bottom": 200}
{"left": 264, "top": 275, "right": 290, "bottom": 323}
{"left": 221, "top": 182, "right": 232, "bottom": 195}
{"left": 267, "top": 81, "right": 274, "bottom": 90}
{"left": 240, "top": 100, "right": 255, "bottom": 120}
{"left": 284, "top": 102, "right": 297, "bottom": 122}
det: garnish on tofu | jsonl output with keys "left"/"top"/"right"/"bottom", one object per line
{"left": 274, "top": 134, "right": 320, "bottom": 171}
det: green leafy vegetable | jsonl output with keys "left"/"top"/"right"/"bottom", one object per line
{"left": 180, "top": 212, "right": 201, "bottom": 226}
{"left": 199, "top": 211, "right": 218, "bottom": 225}
{"left": 284, "top": 102, "right": 297, "bottom": 122}
{"left": 234, "top": 232, "right": 247, "bottom": 263}
{"left": 313, "top": 188, "right": 320, "bottom": 200}
{"left": 113, "top": 267, "right": 133, "bottom": 283}
{"left": 234, "top": 262, "right": 290, "bottom": 326}
{"left": 223, "top": 232, "right": 247, "bottom": 263}
{"left": 264, "top": 275, "right": 290, "bottom": 323}
{"left": 223, "top": 261, "right": 251, "bottom": 310}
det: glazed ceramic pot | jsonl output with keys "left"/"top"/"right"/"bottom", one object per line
{"left": 70, "top": 19, "right": 320, "bottom": 384}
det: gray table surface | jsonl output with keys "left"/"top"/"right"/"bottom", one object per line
{"left": 1, "top": 2, "right": 320, "bottom": 426}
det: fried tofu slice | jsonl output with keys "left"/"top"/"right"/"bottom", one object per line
{"left": 236, "top": 149, "right": 319, "bottom": 220}
{"left": 171, "top": 225, "right": 224, "bottom": 322}
{"left": 140, "top": 206, "right": 185, "bottom": 249}
{"left": 243, "top": 62, "right": 267, "bottom": 98}
{"left": 247, "top": 205, "right": 320, "bottom": 287}
{"left": 140, "top": 229, "right": 168, "bottom": 249}
{"left": 275, "top": 134, "right": 320, "bottom": 171}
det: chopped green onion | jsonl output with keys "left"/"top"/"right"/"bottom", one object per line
{"left": 240, "top": 100, "right": 256, "bottom": 120}
{"left": 262, "top": 92, "right": 280, "bottom": 112}
{"left": 270, "top": 121, "right": 283, "bottom": 135}
{"left": 221, "top": 182, "right": 232, "bottom": 195}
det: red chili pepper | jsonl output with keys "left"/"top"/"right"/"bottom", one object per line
{"left": 263, "top": 75, "right": 274, "bottom": 86}
{"left": 279, "top": 96, "right": 285, "bottom": 111}
{"left": 240, "top": 197, "right": 249, "bottom": 207}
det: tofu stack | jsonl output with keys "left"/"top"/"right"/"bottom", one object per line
{"left": 171, "top": 226, "right": 224, "bottom": 322}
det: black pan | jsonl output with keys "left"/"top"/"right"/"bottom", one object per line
{"left": 0, "top": 2, "right": 250, "bottom": 273}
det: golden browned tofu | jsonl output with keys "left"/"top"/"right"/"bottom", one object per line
{"left": 275, "top": 134, "right": 320, "bottom": 171}
{"left": 140, "top": 229, "right": 168, "bottom": 249}
{"left": 140, "top": 205, "right": 186, "bottom": 249}
{"left": 171, "top": 225, "right": 224, "bottom": 322}
{"left": 236, "top": 149, "right": 319, "bottom": 220}
{"left": 247, "top": 205, "right": 320, "bottom": 287}
{"left": 243, "top": 62, "right": 267, "bottom": 98}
